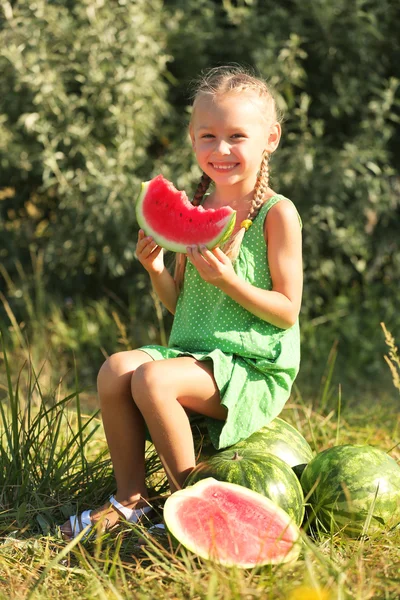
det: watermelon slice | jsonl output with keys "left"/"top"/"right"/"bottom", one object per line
{"left": 163, "top": 478, "right": 301, "bottom": 568}
{"left": 135, "top": 175, "right": 236, "bottom": 252}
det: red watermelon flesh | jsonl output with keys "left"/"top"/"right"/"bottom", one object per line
{"left": 135, "top": 175, "right": 236, "bottom": 252}
{"left": 163, "top": 478, "right": 301, "bottom": 568}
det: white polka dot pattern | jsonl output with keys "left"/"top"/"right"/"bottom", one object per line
{"left": 141, "top": 196, "right": 301, "bottom": 449}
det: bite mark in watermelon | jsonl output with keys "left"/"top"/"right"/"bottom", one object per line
{"left": 135, "top": 175, "right": 236, "bottom": 253}
{"left": 163, "top": 478, "right": 301, "bottom": 568}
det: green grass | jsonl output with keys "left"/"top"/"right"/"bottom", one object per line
{"left": 0, "top": 294, "right": 400, "bottom": 600}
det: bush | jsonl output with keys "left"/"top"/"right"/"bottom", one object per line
{"left": 1, "top": 0, "right": 399, "bottom": 388}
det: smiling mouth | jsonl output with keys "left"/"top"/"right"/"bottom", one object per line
{"left": 210, "top": 163, "right": 239, "bottom": 171}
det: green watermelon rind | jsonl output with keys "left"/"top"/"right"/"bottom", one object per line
{"left": 184, "top": 449, "right": 305, "bottom": 526}
{"left": 231, "top": 417, "right": 314, "bottom": 477}
{"left": 164, "top": 478, "right": 301, "bottom": 568}
{"left": 135, "top": 180, "right": 236, "bottom": 253}
{"left": 300, "top": 444, "right": 400, "bottom": 537}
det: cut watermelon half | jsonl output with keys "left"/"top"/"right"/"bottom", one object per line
{"left": 163, "top": 478, "right": 301, "bottom": 568}
{"left": 135, "top": 175, "right": 236, "bottom": 253}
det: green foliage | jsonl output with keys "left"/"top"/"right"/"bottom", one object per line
{"left": 0, "top": 257, "right": 165, "bottom": 391}
{"left": 1, "top": 0, "right": 399, "bottom": 386}
{"left": 0, "top": 0, "right": 170, "bottom": 290}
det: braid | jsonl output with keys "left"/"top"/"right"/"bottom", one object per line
{"left": 174, "top": 172, "right": 211, "bottom": 290}
{"left": 223, "top": 151, "right": 270, "bottom": 261}
{"left": 248, "top": 151, "right": 270, "bottom": 221}
{"left": 192, "top": 172, "right": 211, "bottom": 206}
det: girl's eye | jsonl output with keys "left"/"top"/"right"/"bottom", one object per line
{"left": 232, "top": 133, "right": 245, "bottom": 139}
{"left": 201, "top": 134, "right": 214, "bottom": 139}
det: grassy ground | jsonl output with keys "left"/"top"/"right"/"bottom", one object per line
{"left": 0, "top": 333, "right": 399, "bottom": 599}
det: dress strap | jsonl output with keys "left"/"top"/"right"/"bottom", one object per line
{"left": 256, "top": 194, "right": 302, "bottom": 229}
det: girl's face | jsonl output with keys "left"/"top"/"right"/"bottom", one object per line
{"left": 190, "top": 92, "right": 280, "bottom": 191}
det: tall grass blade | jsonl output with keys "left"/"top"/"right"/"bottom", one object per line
{"left": 1, "top": 329, "right": 15, "bottom": 410}
{"left": 0, "top": 292, "right": 28, "bottom": 353}
{"left": 360, "top": 482, "right": 380, "bottom": 540}
{"left": 335, "top": 384, "right": 342, "bottom": 446}
{"left": 317, "top": 341, "right": 338, "bottom": 413}
{"left": 73, "top": 356, "right": 88, "bottom": 481}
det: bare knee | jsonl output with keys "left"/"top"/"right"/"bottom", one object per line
{"left": 131, "top": 362, "right": 166, "bottom": 410}
{"left": 97, "top": 352, "right": 134, "bottom": 400}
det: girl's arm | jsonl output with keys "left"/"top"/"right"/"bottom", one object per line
{"left": 136, "top": 230, "right": 178, "bottom": 314}
{"left": 149, "top": 268, "right": 178, "bottom": 315}
{"left": 186, "top": 200, "right": 302, "bottom": 329}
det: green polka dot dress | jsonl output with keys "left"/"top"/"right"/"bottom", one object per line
{"left": 140, "top": 195, "right": 301, "bottom": 449}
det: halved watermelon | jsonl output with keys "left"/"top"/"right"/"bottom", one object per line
{"left": 163, "top": 478, "right": 301, "bottom": 568}
{"left": 135, "top": 175, "right": 236, "bottom": 252}
{"left": 184, "top": 449, "right": 305, "bottom": 526}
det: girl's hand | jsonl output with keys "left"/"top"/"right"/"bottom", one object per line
{"left": 136, "top": 229, "right": 164, "bottom": 275}
{"left": 186, "top": 245, "right": 237, "bottom": 289}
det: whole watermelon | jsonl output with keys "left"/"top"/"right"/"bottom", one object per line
{"left": 231, "top": 417, "right": 314, "bottom": 478}
{"left": 300, "top": 444, "right": 400, "bottom": 537}
{"left": 184, "top": 447, "right": 305, "bottom": 526}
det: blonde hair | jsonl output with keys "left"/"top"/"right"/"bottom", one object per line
{"left": 174, "top": 66, "right": 281, "bottom": 291}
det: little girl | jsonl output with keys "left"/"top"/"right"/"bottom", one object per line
{"left": 61, "top": 66, "right": 303, "bottom": 539}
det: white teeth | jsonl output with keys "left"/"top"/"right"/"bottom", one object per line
{"left": 212, "top": 164, "right": 237, "bottom": 171}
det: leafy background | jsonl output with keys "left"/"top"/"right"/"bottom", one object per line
{"left": 1, "top": 0, "right": 399, "bottom": 396}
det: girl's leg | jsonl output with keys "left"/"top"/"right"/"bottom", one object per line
{"left": 95, "top": 349, "right": 156, "bottom": 506}
{"left": 60, "top": 349, "right": 154, "bottom": 537}
{"left": 131, "top": 356, "right": 226, "bottom": 492}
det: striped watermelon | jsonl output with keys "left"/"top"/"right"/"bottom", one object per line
{"left": 164, "top": 478, "right": 301, "bottom": 567}
{"left": 232, "top": 417, "right": 314, "bottom": 478}
{"left": 300, "top": 444, "right": 400, "bottom": 537}
{"left": 184, "top": 448, "right": 305, "bottom": 526}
